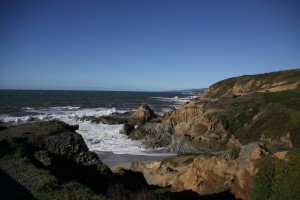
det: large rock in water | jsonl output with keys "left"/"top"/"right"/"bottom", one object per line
{"left": 129, "top": 118, "right": 174, "bottom": 148}
{"left": 79, "top": 104, "right": 157, "bottom": 127}
{"left": 128, "top": 104, "right": 157, "bottom": 125}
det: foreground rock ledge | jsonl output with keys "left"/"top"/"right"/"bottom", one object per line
{"left": 116, "top": 142, "right": 270, "bottom": 200}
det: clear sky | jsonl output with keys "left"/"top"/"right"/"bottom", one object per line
{"left": 0, "top": 0, "right": 299, "bottom": 91}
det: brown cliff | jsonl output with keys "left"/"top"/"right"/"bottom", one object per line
{"left": 203, "top": 69, "right": 300, "bottom": 98}
{"left": 129, "top": 69, "right": 300, "bottom": 153}
{"left": 121, "top": 143, "right": 269, "bottom": 200}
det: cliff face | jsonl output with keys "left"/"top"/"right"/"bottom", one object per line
{"left": 203, "top": 69, "right": 300, "bottom": 98}
{"left": 122, "top": 69, "right": 300, "bottom": 199}
{"left": 124, "top": 142, "right": 269, "bottom": 200}
{"left": 129, "top": 69, "right": 300, "bottom": 153}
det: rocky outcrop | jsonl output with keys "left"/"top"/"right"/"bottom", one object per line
{"left": 129, "top": 118, "right": 174, "bottom": 148}
{"left": 0, "top": 120, "right": 111, "bottom": 199}
{"left": 0, "top": 120, "right": 104, "bottom": 167}
{"left": 123, "top": 142, "right": 269, "bottom": 200}
{"left": 80, "top": 104, "right": 157, "bottom": 128}
{"left": 0, "top": 120, "right": 176, "bottom": 200}
{"left": 129, "top": 79, "right": 300, "bottom": 153}
{"left": 128, "top": 104, "right": 157, "bottom": 125}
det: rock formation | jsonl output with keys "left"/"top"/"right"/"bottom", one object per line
{"left": 0, "top": 120, "right": 111, "bottom": 199}
{"left": 80, "top": 104, "right": 157, "bottom": 127}
{"left": 0, "top": 120, "right": 171, "bottom": 200}
{"left": 128, "top": 104, "right": 157, "bottom": 125}
{"left": 120, "top": 142, "right": 269, "bottom": 200}
{"left": 128, "top": 69, "right": 300, "bottom": 153}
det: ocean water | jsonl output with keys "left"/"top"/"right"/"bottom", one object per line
{"left": 0, "top": 90, "right": 196, "bottom": 155}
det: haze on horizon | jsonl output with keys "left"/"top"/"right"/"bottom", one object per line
{"left": 0, "top": 0, "right": 299, "bottom": 91}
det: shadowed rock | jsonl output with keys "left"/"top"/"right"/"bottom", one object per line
{"left": 119, "top": 123, "right": 135, "bottom": 135}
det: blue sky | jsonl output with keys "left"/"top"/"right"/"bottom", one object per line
{"left": 0, "top": 0, "right": 299, "bottom": 91}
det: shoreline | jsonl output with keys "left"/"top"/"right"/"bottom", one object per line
{"left": 96, "top": 151, "right": 176, "bottom": 167}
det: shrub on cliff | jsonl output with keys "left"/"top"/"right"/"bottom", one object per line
{"left": 251, "top": 149, "right": 300, "bottom": 200}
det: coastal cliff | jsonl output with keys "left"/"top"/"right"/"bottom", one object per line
{"left": 1, "top": 69, "right": 299, "bottom": 199}
{"left": 122, "top": 69, "right": 300, "bottom": 199}
{"left": 129, "top": 69, "right": 300, "bottom": 154}
{"left": 203, "top": 69, "right": 300, "bottom": 98}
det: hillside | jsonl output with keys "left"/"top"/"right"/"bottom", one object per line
{"left": 124, "top": 69, "right": 300, "bottom": 199}
{"left": 129, "top": 69, "right": 300, "bottom": 153}
{"left": 204, "top": 69, "right": 300, "bottom": 98}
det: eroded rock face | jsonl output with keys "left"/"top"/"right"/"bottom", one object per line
{"left": 127, "top": 69, "right": 300, "bottom": 153}
{"left": 126, "top": 143, "right": 269, "bottom": 200}
{"left": 131, "top": 89, "right": 299, "bottom": 153}
{"left": 129, "top": 119, "right": 174, "bottom": 148}
{"left": 131, "top": 98, "right": 242, "bottom": 153}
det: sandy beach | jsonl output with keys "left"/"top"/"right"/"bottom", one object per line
{"left": 96, "top": 151, "right": 175, "bottom": 167}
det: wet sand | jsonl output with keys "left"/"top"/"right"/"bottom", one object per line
{"left": 96, "top": 151, "right": 175, "bottom": 167}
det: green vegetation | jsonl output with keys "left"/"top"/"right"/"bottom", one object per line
{"left": 251, "top": 149, "right": 300, "bottom": 200}
{"left": 154, "top": 187, "right": 171, "bottom": 194}
{"left": 33, "top": 179, "right": 106, "bottom": 200}
{"left": 210, "top": 77, "right": 243, "bottom": 98}
{"left": 207, "top": 87, "right": 300, "bottom": 147}
{"left": 262, "top": 89, "right": 300, "bottom": 110}
{"left": 252, "top": 106, "right": 290, "bottom": 137}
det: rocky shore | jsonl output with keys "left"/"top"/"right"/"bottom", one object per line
{"left": 78, "top": 70, "right": 300, "bottom": 156}
{"left": 1, "top": 69, "right": 300, "bottom": 200}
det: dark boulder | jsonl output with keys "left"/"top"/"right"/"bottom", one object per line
{"left": 0, "top": 120, "right": 111, "bottom": 170}
{"left": 129, "top": 119, "right": 174, "bottom": 149}
{"left": 119, "top": 123, "right": 135, "bottom": 135}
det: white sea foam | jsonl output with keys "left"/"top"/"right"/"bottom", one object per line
{"left": 0, "top": 106, "right": 149, "bottom": 155}
{"left": 0, "top": 95, "right": 195, "bottom": 155}
{"left": 150, "top": 95, "right": 196, "bottom": 104}
{"left": 76, "top": 121, "right": 146, "bottom": 154}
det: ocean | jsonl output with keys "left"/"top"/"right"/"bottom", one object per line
{"left": 0, "top": 90, "right": 195, "bottom": 155}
